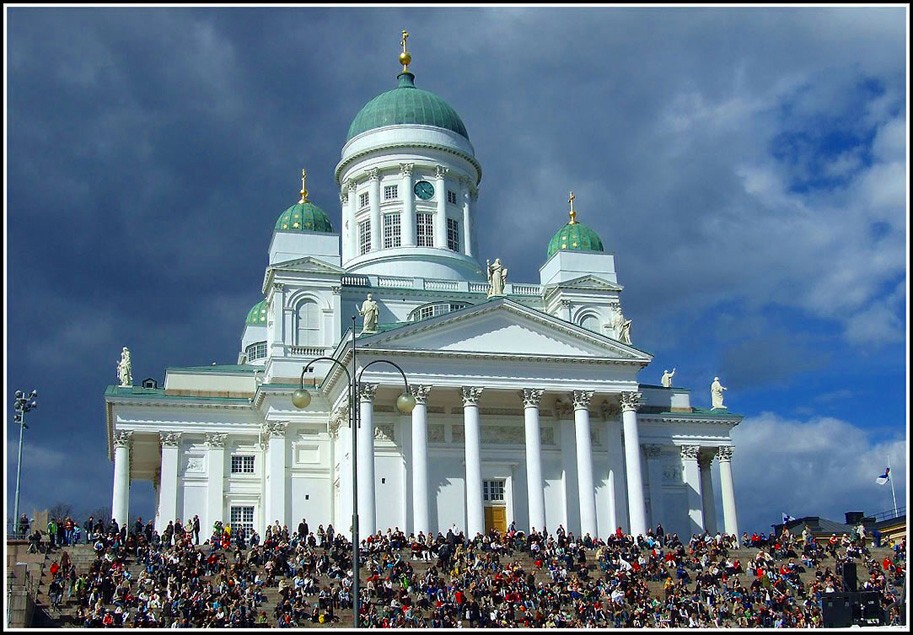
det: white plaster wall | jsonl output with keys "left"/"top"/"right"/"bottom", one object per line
{"left": 290, "top": 475, "right": 333, "bottom": 530}
{"left": 428, "top": 453, "right": 465, "bottom": 534}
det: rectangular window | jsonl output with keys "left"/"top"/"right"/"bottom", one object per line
{"left": 383, "top": 213, "right": 401, "bottom": 248}
{"left": 231, "top": 456, "right": 255, "bottom": 474}
{"left": 244, "top": 341, "right": 267, "bottom": 362}
{"left": 483, "top": 479, "right": 506, "bottom": 503}
{"left": 359, "top": 219, "right": 372, "bottom": 255}
{"left": 359, "top": 192, "right": 370, "bottom": 209}
{"left": 447, "top": 190, "right": 458, "bottom": 205}
{"left": 230, "top": 506, "right": 255, "bottom": 536}
{"left": 447, "top": 218, "right": 460, "bottom": 252}
{"left": 383, "top": 185, "right": 398, "bottom": 201}
{"left": 416, "top": 213, "right": 434, "bottom": 247}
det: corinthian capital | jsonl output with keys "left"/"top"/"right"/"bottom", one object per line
{"left": 399, "top": 162, "right": 414, "bottom": 177}
{"left": 159, "top": 432, "right": 182, "bottom": 448}
{"left": 410, "top": 384, "right": 432, "bottom": 405}
{"left": 205, "top": 433, "right": 227, "bottom": 448}
{"left": 366, "top": 168, "right": 379, "bottom": 181}
{"left": 434, "top": 165, "right": 449, "bottom": 179}
{"left": 619, "top": 391, "right": 642, "bottom": 412}
{"left": 643, "top": 444, "right": 662, "bottom": 458}
{"left": 521, "top": 388, "right": 544, "bottom": 408}
{"left": 572, "top": 390, "right": 594, "bottom": 410}
{"left": 716, "top": 446, "right": 734, "bottom": 462}
{"left": 263, "top": 421, "right": 288, "bottom": 439}
{"left": 680, "top": 445, "right": 700, "bottom": 461}
{"left": 358, "top": 383, "right": 378, "bottom": 402}
{"left": 461, "top": 386, "right": 484, "bottom": 406}
{"left": 113, "top": 431, "right": 133, "bottom": 449}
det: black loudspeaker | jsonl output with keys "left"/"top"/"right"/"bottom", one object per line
{"left": 841, "top": 562, "right": 858, "bottom": 592}
{"left": 857, "top": 591, "right": 884, "bottom": 625}
{"left": 822, "top": 593, "right": 854, "bottom": 628}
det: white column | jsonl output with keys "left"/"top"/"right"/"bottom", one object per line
{"left": 158, "top": 432, "right": 181, "bottom": 529}
{"left": 205, "top": 433, "right": 227, "bottom": 531}
{"left": 573, "top": 390, "right": 598, "bottom": 538}
{"left": 461, "top": 386, "right": 484, "bottom": 537}
{"left": 410, "top": 385, "right": 432, "bottom": 534}
{"left": 358, "top": 383, "right": 378, "bottom": 537}
{"left": 620, "top": 392, "right": 647, "bottom": 536}
{"left": 153, "top": 469, "right": 161, "bottom": 530}
{"left": 522, "top": 389, "right": 546, "bottom": 533}
{"left": 603, "top": 407, "right": 627, "bottom": 533}
{"left": 644, "top": 444, "right": 665, "bottom": 530}
{"left": 346, "top": 180, "right": 358, "bottom": 262}
{"left": 265, "top": 422, "right": 288, "bottom": 529}
{"left": 433, "top": 165, "right": 448, "bottom": 248}
{"left": 717, "top": 447, "right": 739, "bottom": 539}
{"left": 699, "top": 453, "right": 717, "bottom": 534}
{"left": 400, "top": 163, "right": 415, "bottom": 247}
{"left": 460, "top": 176, "right": 472, "bottom": 257}
{"left": 680, "top": 445, "right": 705, "bottom": 534}
{"left": 111, "top": 431, "right": 132, "bottom": 528}
{"left": 368, "top": 168, "right": 381, "bottom": 252}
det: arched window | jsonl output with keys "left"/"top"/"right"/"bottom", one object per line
{"left": 579, "top": 313, "right": 600, "bottom": 333}
{"left": 296, "top": 300, "right": 320, "bottom": 346}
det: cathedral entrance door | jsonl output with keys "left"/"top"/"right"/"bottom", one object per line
{"left": 484, "top": 506, "right": 507, "bottom": 534}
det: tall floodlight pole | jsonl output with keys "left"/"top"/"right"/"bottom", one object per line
{"left": 12, "top": 389, "right": 38, "bottom": 537}
{"left": 888, "top": 460, "right": 898, "bottom": 518}
{"left": 292, "top": 316, "right": 415, "bottom": 628}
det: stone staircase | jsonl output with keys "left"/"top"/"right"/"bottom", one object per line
{"left": 20, "top": 540, "right": 900, "bottom": 628}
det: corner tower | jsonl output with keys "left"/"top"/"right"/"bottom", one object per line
{"left": 335, "top": 31, "right": 483, "bottom": 281}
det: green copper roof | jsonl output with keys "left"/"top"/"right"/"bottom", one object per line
{"left": 347, "top": 72, "right": 469, "bottom": 141}
{"left": 275, "top": 202, "right": 334, "bottom": 233}
{"left": 547, "top": 221, "right": 605, "bottom": 259}
{"left": 246, "top": 300, "right": 268, "bottom": 325}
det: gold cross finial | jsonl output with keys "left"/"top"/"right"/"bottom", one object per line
{"left": 399, "top": 30, "right": 412, "bottom": 72}
{"left": 568, "top": 191, "right": 577, "bottom": 224}
{"left": 299, "top": 168, "right": 309, "bottom": 204}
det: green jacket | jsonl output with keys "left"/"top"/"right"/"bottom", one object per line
{"left": 47, "top": 521, "right": 57, "bottom": 534}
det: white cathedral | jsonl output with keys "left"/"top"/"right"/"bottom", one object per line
{"left": 105, "top": 35, "right": 741, "bottom": 543}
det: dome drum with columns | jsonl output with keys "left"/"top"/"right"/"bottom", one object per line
{"left": 105, "top": 33, "right": 741, "bottom": 542}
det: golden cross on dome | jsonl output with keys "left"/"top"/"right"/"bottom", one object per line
{"left": 299, "top": 168, "right": 309, "bottom": 204}
{"left": 568, "top": 191, "right": 578, "bottom": 224}
{"left": 400, "top": 30, "right": 412, "bottom": 72}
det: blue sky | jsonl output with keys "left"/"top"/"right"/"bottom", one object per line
{"left": 5, "top": 6, "right": 908, "bottom": 535}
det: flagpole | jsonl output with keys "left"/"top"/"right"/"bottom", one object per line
{"left": 888, "top": 460, "right": 898, "bottom": 518}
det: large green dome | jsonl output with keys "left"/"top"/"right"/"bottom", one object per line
{"left": 275, "top": 202, "right": 334, "bottom": 233}
{"left": 246, "top": 300, "right": 268, "bottom": 326}
{"left": 547, "top": 221, "right": 605, "bottom": 259}
{"left": 347, "top": 72, "right": 469, "bottom": 141}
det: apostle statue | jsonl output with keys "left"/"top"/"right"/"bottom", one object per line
{"left": 710, "top": 376, "right": 727, "bottom": 409}
{"left": 661, "top": 368, "right": 676, "bottom": 388}
{"left": 117, "top": 347, "right": 133, "bottom": 387}
{"left": 359, "top": 294, "right": 379, "bottom": 334}
{"left": 487, "top": 258, "right": 507, "bottom": 297}
{"left": 611, "top": 305, "right": 633, "bottom": 345}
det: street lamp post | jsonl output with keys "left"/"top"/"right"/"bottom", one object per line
{"left": 12, "top": 389, "right": 38, "bottom": 538}
{"left": 292, "top": 316, "right": 415, "bottom": 628}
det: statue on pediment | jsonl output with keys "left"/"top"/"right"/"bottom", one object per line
{"left": 711, "top": 376, "right": 727, "bottom": 409}
{"left": 359, "top": 294, "right": 379, "bottom": 334}
{"left": 487, "top": 258, "right": 507, "bottom": 297}
{"left": 117, "top": 347, "right": 133, "bottom": 387}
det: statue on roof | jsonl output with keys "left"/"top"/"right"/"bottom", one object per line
{"left": 487, "top": 258, "right": 507, "bottom": 298}
{"left": 117, "top": 347, "right": 133, "bottom": 387}
{"left": 661, "top": 368, "right": 676, "bottom": 388}
{"left": 711, "top": 376, "right": 727, "bottom": 409}
{"left": 359, "top": 294, "right": 379, "bottom": 334}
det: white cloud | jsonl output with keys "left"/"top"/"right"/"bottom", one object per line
{"left": 727, "top": 412, "right": 907, "bottom": 533}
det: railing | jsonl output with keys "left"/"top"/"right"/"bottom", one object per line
{"left": 341, "top": 274, "right": 370, "bottom": 287}
{"left": 425, "top": 280, "right": 460, "bottom": 291}
{"left": 871, "top": 506, "right": 906, "bottom": 523}
{"left": 468, "top": 282, "right": 489, "bottom": 294}
{"left": 510, "top": 283, "right": 542, "bottom": 295}
{"left": 287, "top": 346, "right": 329, "bottom": 357}
{"left": 377, "top": 276, "right": 412, "bottom": 288}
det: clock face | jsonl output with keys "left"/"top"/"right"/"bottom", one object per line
{"left": 414, "top": 180, "right": 435, "bottom": 200}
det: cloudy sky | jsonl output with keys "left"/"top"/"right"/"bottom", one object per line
{"left": 6, "top": 6, "right": 908, "bottom": 534}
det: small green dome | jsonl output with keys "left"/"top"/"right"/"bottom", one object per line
{"left": 275, "top": 202, "right": 334, "bottom": 233}
{"left": 347, "top": 72, "right": 469, "bottom": 141}
{"left": 547, "top": 221, "right": 605, "bottom": 259}
{"left": 245, "top": 300, "right": 268, "bottom": 326}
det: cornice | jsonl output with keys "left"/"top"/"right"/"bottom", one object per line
{"left": 335, "top": 141, "right": 482, "bottom": 186}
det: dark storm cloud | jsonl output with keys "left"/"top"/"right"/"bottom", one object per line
{"left": 6, "top": 6, "right": 907, "bottom": 527}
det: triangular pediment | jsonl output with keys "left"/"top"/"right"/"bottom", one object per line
{"left": 545, "top": 274, "right": 623, "bottom": 292}
{"left": 357, "top": 298, "right": 651, "bottom": 362}
{"left": 269, "top": 256, "right": 345, "bottom": 274}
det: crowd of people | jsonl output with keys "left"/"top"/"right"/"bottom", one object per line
{"left": 24, "top": 512, "right": 908, "bottom": 628}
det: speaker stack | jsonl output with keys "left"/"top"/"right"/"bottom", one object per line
{"left": 822, "top": 593, "right": 854, "bottom": 628}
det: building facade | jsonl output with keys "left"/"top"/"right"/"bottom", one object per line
{"left": 104, "top": 38, "right": 741, "bottom": 542}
